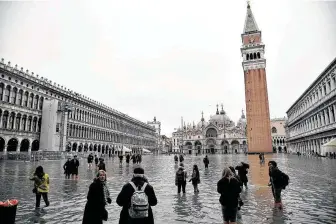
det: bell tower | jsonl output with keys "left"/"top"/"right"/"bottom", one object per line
{"left": 241, "top": 1, "right": 272, "bottom": 153}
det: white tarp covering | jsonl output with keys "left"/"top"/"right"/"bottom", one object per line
{"left": 116, "top": 146, "right": 132, "bottom": 152}
{"left": 142, "top": 148, "right": 151, "bottom": 153}
{"left": 321, "top": 138, "right": 336, "bottom": 155}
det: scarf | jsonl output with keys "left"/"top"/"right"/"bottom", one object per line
{"left": 102, "top": 182, "right": 110, "bottom": 205}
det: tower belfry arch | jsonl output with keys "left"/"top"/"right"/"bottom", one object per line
{"left": 241, "top": 1, "right": 272, "bottom": 153}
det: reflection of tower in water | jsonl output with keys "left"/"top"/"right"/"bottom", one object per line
{"left": 247, "top": 155, "right": 272, "bottom": 200}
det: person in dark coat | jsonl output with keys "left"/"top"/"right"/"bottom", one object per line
{"left": 203, "top": 155, "right": 209, "bottom": 169}
{"left": 116, "top": 167, "right": 157, "bottom": 224}
{"left": 189, "top": 164, "right": 200, "bottom": 193}
{"left": 94, "top": 155, "right": 99, "bottom": 167}
{"left": 87, "top": 153, "right": 94, "bottom": 169}
{"left": 229, "top": 166, "right": 244, "bottom": 210}
{"left": 217, "top": 167, "right": 242, "bottom": 224}
{"left": 98, "top": 158, "right": 106, "bottom": 172}
{"left": 63, "top": 158, "right": 71, "bottom": 179}
{"left": 235, "top": 162, "right": 249, "bottom": 189}
{"left": 70, "top": 155, "right": 80, "bottom": 179}
{"left": 179, "top": 154, "right": 184, "bottom": 163}
{"left": 126, "top": 154, "right": 130, "bottom": 164}
{"left": 174, "top": 155, "right": 178, "bottom": 163}
{"left": 131, "top": 154, "right": 137, "bottom": 164}
{"left": 82, "top": 170, "right": 112, "bottom": 224}
{"left": 175, "top": 163, "right": 188, "bottom": 194}
{"left": 268, "top": 161, "right": 288, "bottom": 209}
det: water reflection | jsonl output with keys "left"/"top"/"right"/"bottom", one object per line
{"left": 0, "top": 154, "right": 336, "bottom": 223}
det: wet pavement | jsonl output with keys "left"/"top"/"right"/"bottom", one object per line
{"left": 0, "top": 154, "right": 336, "bottom": 224}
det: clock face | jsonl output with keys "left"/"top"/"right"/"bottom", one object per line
{"left": 249, "top": 37, "right": 254, "bottom": 43}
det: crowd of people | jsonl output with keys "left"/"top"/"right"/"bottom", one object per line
{"left": 28, "top": 153, "right": 290, "bottom": 224}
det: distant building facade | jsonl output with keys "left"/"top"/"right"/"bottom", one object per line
{"left": 285, "top": 57, "right": 336, "bottom": 155}
{"left": 159, "top": 135, "right": 172, "bottom": 153}
{"left": 270, "top": 118, "right": 287, "bottom": 153}
{"left": 0, "top": 58, "right": 157, "bottom": 157}
{"left": 147, "top": 117, "right": 161, "bottom": 152}
{"left": 172, "top": 105, "right": 248, "bottom": 155}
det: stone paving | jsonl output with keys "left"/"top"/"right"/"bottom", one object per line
{"left": 0, "top": 154, "right": 335, "bottom": 224}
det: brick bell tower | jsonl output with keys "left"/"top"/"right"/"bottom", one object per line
{"left": 241, "top": 1, "right": 272, "bottom": 153}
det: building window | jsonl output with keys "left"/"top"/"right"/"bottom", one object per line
{"left": 272, "top": 127, "right": 277, "bottom": 133}
{"left": 56, "top": 123, "right": 60, "bottom": 132}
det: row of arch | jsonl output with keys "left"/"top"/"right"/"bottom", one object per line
{"left": 0, "top": 109, "right": 42, "bottom": 132}
{"left": 273, "top": 138, "right": 286, "bottom": 145}
{"left": 68, "top": 108, "right": 151, "bottom": 137}
{"left": 246, "top": 52, "right": 261, "bottom": 60}
{"left": 0, "top": 137, "right": 40, "bottom": 152}
{"left": 67, "top": 124, "right": 154, "bottom": 146}
{"left": 0, "top": 82, "right": 44, "bottom": 110}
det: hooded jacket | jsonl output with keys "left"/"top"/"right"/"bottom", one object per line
{"left": 175, "top": 167, "right": 187, "bottom": 185}
{"left": 116, "top": 175, "right": 157, "bottom": 224}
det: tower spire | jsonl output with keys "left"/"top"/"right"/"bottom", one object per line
{"left": 201, "top": 111, "right": 204, "bottom": 121}
{"left": 243, "top": 0, "right": 259, "bottom": 33}
{"left": 216, "top": 104, "right": 219, "bottom": 115}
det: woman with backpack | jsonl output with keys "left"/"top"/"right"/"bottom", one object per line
{"left": 116, "top": 167, "right": 157, "bottom": 224}
{"left": 189, "top": 165, "right": 200, "bottom": 193}
{"left": 82, "top": 170, "right": 112, "bottom": 224}
{"left": 217, "top": 167, "right": 242, "bottom": 224}
{"left": 30, "top": 166, "right": 50, "bottom": 209}
{"left": 268, "top": 161, "right": 289, "bottom": 209}
{"left": 175, "top": 163, "right": 188, "bottom": 194}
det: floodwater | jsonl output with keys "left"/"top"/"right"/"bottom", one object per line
{"left": 0, "top": 154, "right": 336, "bottom": 224}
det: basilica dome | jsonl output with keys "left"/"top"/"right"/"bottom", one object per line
{"left": 237, "top": 109, "right": 247, "bottom": 128}
{"left": 197, "top": 120, "right": 209, "bottom": 129}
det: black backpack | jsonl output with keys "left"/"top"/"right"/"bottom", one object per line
{"left": 176, "top": 170, "right": 185, "bottom": 182}
{"left": 280, "top": 171, "right": 289, "bottom": 189}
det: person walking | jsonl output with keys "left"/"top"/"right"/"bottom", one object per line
{"left": 70, "top": 155, "right": 80, "bottom": 179}
{"left": 116, "top": 167, "right": 157, "bottom": 224}
{"left": 203, "top": 155, "right": 209, "bottom": 169}
{"left": 217, "top": 167, "right": 242, "bottom": 224}
{"left": 235, "top": 162, "right": 249, "bottom": 189}
{"left": 30, "top": 166, "right": 50, "bottom": 209}
{"left": 98, "top": 158, "right": 106, "bottom": 172}
{"left": 126, "top": 154, "right": 130, "bottom": 164}
{"left": 179, "top": 154, "right": 184, "bottom": 163}
{"left": 87, "top": 153, "right": 94, "bottom": 169}
{"left": 268, "top": 161, "right": 289, "bottom": 209}
{"left": 175, "top": 163, "right": 188, "bottom": 194}
{"left": 229, "top": 166, "right": 244, "bottom": 211}
{"left": 189, "top": 165, "right": 200, "bottom": 193}
{"left": 82, "top": 170, "right": 112, "bottom": 224}
{"left": 63, "top": 158, "right": 71, "bottom": 179}
{"left": 174, "top": 155, "right": 178, "bottom": 163}
{"left": 94, "top": 155, "right": 99, "bottom": 168}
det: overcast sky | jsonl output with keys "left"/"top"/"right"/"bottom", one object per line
{"left": 1, "top": 0, "right": 335, "bottom": 136}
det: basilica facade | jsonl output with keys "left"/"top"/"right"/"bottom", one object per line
{"left": 0, "top": 58, "right": 157, "bottom": 159}
{"left": 172, "top": 105, "right": 248, "bottom": 154}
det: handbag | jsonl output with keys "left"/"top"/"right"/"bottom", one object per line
{"left": 32, "top": 187, "right": 37, "bottom": 194}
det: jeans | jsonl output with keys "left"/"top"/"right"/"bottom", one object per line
{"left": 205, "top": 164, "right": 208, "bottom": 169}
{"left": 272, "top": 187, "right": 282, "bottom": 203}
{"left": 36, "top": 192, "right": 49, "bottom": 208}
{"left": 177, "top": 181, "right": 186, "bottom": 193}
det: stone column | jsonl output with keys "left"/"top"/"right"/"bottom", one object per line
{"left": 329, "top": 106, "right": 334, "bottom": 123}
{"left": 333, "top": 104, "right": 336, "bottom": 122}
{"left": 324, "top": 109, "right": 329, "bottom": 125}
{"left": 0, "top": 113, "right": 2, "bottom": 128}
